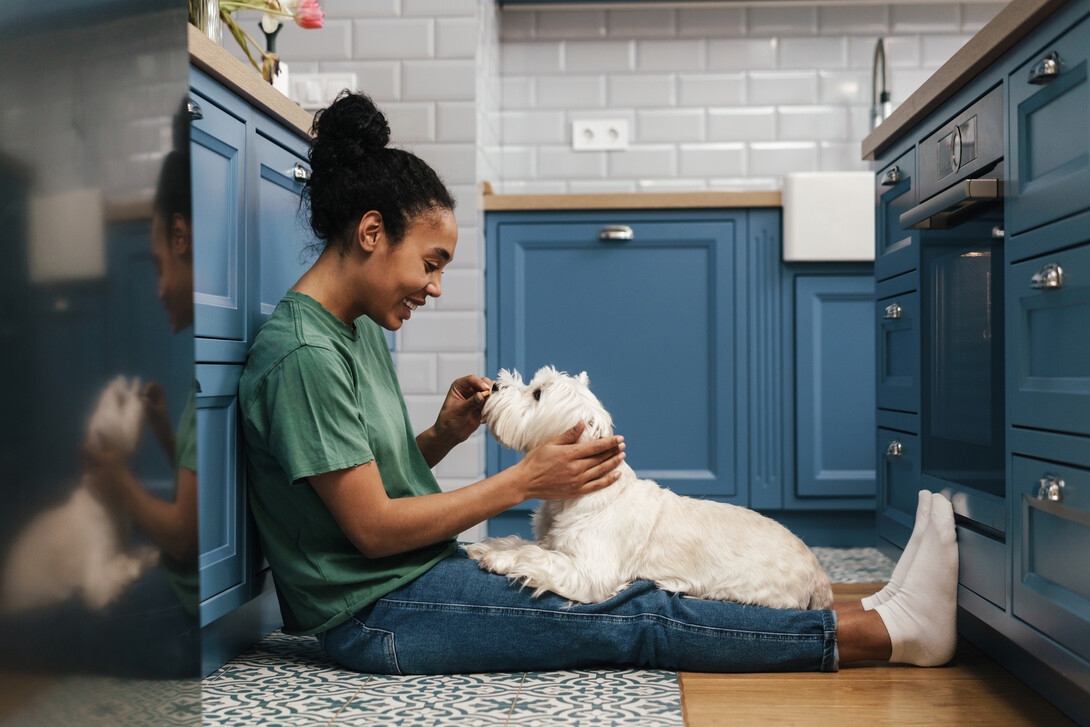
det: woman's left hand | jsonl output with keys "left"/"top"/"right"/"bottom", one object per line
{"left": 433, "top": 375, "right": 493, "bottom": 446}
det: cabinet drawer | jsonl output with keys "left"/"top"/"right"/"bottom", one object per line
{"left": 1008, "top": 243, "right": 1090, "bottom": 436}
{"left": 1012, "top": 452, "right": 1090, "bottom": 662}
{"left": 1009, "top": 13, "right": 1090, "bottom": 235}
{"left": 876, "top": 427, "right": 920, "bottom": 547}
{"left": 875, "top": 148, "right": 918, "bottom": 282}
{"left": 876, "top": 290, "right": 919, "bottom": 414}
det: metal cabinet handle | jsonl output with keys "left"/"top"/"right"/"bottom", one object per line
{"left": 883, "top": 302, "right": 902, "bottom": 320}
{"left": 992, "top": 226, "right": 1005, "bottom": 239}
{"left": 881, "top": 166, "right": 901, "bottom": 186}
{"left": 293, "top": 163, "right": 311, "bottom": 182}
{"left": 1030, "top": 262, "right": 1064, "bottom": 290}
{"left": 1029, "top": 52, "right": 1060, "bottom": 85}
{"left": 885, "top": 440, "right": 903, "bottom": 457}
{"left": 598, "top": 225, "right": 633, "bottom": 242}
{"left": 187, "top": 98, "right": 203, "bottom": 121}
{"left": 1037, "top": 474, "right": 1065, "bottom": 502}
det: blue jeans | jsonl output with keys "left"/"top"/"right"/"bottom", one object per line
{"left": 318, "top": 549, "right": 838, "bottom": 674}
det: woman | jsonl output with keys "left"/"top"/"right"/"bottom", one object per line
{"left": 238, "top": 91, "right": 958, "bottom": 675}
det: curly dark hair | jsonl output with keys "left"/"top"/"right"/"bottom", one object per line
{"left": 305, "top": 90, "right": 455, "bottom": 251}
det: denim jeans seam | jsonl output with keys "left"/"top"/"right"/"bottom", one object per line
{"left": 350, "top": 615, "right": 403, "bottom": 675}
{"left": 379, "top": 598, "right": 827, "bottom": 645}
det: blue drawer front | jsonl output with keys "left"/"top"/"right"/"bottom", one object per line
{"left": 1008, "top": 243, "right": 1090, "bottom": 437}
{"left": 875, "top": 148, "right": 918, "bottom": 282}
{"left": 1009, "top": 13, "right": 1090, "bottom": 235}
{"left": 876, "top": 426, "right": 920, "bottom": 549}
{"left": 877, "top": 290, "right": 920, "bottom": 414}
{"left": 491, "top": 217, "right": 739, "bottom": 500}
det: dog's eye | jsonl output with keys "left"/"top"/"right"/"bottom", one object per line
{"left": 532, "top": 388, "right": 542, "bottom": 401}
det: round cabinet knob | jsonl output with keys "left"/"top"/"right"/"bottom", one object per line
{"left": 1029, "top": 52, "right": 1061, "bottom": 85}
{"left": 885, "top": 440, "right": 903, "bottom": 457}
{"left": 1030, "top": 262, "right": 1064, "bottom": 290}
{"left": 292, "top": 163, "right": 311, "bottom": 182}
{"left": 883, "top": 302, "right": 903, "bottom": 320}
{"left": 1037, "top": 474, "right": 1065, "bottom": 502}
{"left": 187, "top": 98, "right": 203, "bottom": 121}
{"left": 881, "top": 166, "right": 901, "bottom": 186}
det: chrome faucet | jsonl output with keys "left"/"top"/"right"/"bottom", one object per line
{"left": 871, "top": 38, "right": 892, "bottom": 130}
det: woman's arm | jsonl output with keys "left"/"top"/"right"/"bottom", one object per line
{"left": 415, "top": 375, "right": 491, "bottom": 468}
{"left": 311, "top": 421, "right": 625, "bottom": 559}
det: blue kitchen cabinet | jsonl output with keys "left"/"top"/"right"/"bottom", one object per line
{"left": 874, "top": 148, "right": 918, "bottom": 283}
{"left": 789, "top": 274, "right": 876, "bottom": 504}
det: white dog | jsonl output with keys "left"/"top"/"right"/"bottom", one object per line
{"left": 466, "top": 366, "right": 833, "bottom": 610}
{"left": 0, "top": 376, "right": 160, "bottom": 614}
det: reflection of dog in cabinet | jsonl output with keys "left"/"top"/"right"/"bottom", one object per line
{"left": 1, "top": 376, "right": 159, "bottom": 613}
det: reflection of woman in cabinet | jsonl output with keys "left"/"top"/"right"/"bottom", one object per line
{"left": 238, "top": 91, "right": 959, "bottom": 675}
{"left": 84, "top": 149, "right": 199, "bottom": 612}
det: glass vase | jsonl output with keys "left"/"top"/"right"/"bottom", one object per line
{"left": 189, "top": 0, "right": 222, "bottom": 44}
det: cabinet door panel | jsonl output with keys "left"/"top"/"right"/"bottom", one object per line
{"left": 1009, "top": 16, "right": 1090, "bottom": 235}
{"left": 876, "top": 290, "right": 920, "bottom": 413}
{"left": 196, "top": 363, "right": 245, "bottom": 603}
{"left": 190, "top": 72, "right": 248, "bottom": 341}
{"left": 876, "top": 426, "right": 920, "bottom": 549}
{"left": 1009, "top": 243, "right": 1090, "bottom": 437}
{"left": 493, "top": 218, "right": 738, "bottom": 500}
{"left": 1013, "top": 453, "right": 1090, "bottom": 662}
{"left": 252, "top": 131, "right": 312, "bottom": 333}
{"left": 795, "top": 275, "right": 876, "bottom": 499}
{"left": 875, "top": 148, "right": 918, "bottom": 282}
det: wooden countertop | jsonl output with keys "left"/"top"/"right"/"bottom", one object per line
{"left": 862, "top": 0, "right": 1068, "bottom": 161}
{"left": 481, "top": 187, "right": 782, "bottom": 211}
{"left": 187, "top": 23, "right": 313, "bottom": 139}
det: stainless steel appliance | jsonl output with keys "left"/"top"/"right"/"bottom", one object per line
{"left": 901, "top": 85, "right": 1007, "bottom": 536}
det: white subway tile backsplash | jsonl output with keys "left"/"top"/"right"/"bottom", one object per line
{"left": 707, "top": 107, "right": 776, "bottom": 142}
{"left": 496, "top": 145, "right": 536, "bottom": 179}
{"left": 277, "top": 19, "right": 353, "bottom": 60}
{"left": 891, "top": 67, "right": 938, "bottom": 106}
{"left": 637, "top": 108, "right": 704, "bottom": 142}
{"left": 499, "top": 10, "right": 536, "bottom": 41}
{"left": 609, "top": 74, "right": 674, "bottom": 107}
{"left": 449, "top": 188, "right": 479, "bottom": 228}
{"left": 403, "top": 59, "right": 476, "bottom": 100}
{"left": 437, "top": 101, "right": 476, "bottom": 142}
{"left": 320, "top": 0, "right": 398, "bottom": 18}
{"left": 818, "top": 5, "right": 889, "bottom": 35}
{"left": 565, "top": 40, "right": 636, "bottom": 73}
{"left": 849, "top": 35, "right": 920, "bottom": 69}
{"left": 819, "top": 70, "right": 870, "bottom": 104}
{"left": 707, "top": 38, "right": 777, "bottom": 72}
{"left": 433, "top": 269, "right": 482, "bottom": 311}
{"left": 819, "top": 141, "right": 869, "bottom": 172}
{"left": 404, "top": 395, "right": 444, "bottom": 436}
{"left": 432, "top": 432, "right": 484, "bottom": 479}
{"left": 608, "top": 10, "right": 677, "bottom": 38}
{"left": 495, "top": 179, "right": 568, "bottom": 194}
{"left": 438, "top": 353, "right": 487, "bottom": 388}
{"left": 407, "top": 142, "right": 477, "bottom": 185}
{"left": 537, "top": 10, "right": 607, "bottom": 39}
{"left": 500, "top": 110, "right": 565, "bottom": 144}
{"left": 437, "top": 18, "right": 479, "bottom": 59}
{"left": 709, "top": 176, "right": 780, "bottom": 190}
{"left": 537, "top": 75, "right": 606, "bottom": 109}
{"left": 891, "top": 3, "right": 961, "bottom": 33}
{"left": 679, "top": 143, "right": 745, "bottom": 177}
{"left": 678, "top": 8, "right": 745, "bottom": 38}
{"left": 399, "top": 311, "right": 483, "bottom": 353}
{"left": 677, "top": 74, "right": 746, "bottom": 107}
{"left": 384, "top": 102, "right": 436, "bottom": 143}
{"left": 921, "top": 34, "right": 972, "bottom": 67}
{"left": 961, "top": 2, "right": 1006, "bottom": 32}
{"left": 353, "top": 18, "right": 434, "bottom": 59}
{"left": 320, "top": 60, "right": 400, "bottom": 101}
{"left": 637, "top": 39, "right": 705, "bottom": 72}
{"left": 748, "top": 5, "right": 818, "bottom": 36}
{"left": 567, "top": 179, "right": 638, "bottom": 194}
{"left": 502, "top": 41, "right": 563, "bottom": 74}
{"left": 538, "top": 146, "right": 608, "bottom": 178}
{"left": 403, "top": 0, "right": 477, "bottom": 18}
{"left": 778, "top": 106, "right": 849, "bottom": 141}
{"left": 779, "top": 37, "right": 849, "bottom": 70}
{"left": 500, "top": 76, "right": 535, "bottom": 109}
{"left": 607, "top": 145, "right": 676, "bottom": 178}
{"left": 637, "top": 178, "right": 709, "bottom": 192}
{"left": 749, "top": 141, "right": 819, "bottom": 176}
{"left": 397, "top": 353, "right": 439, "bottom": 395}
{"left": 747, "top": 71, "right": 819, "bottom": 106}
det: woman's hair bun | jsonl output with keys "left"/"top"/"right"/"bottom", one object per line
{"left": 312, "top": 90, "right": 390, "bottom": 152}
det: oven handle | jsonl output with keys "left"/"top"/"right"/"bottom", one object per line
{"left": 899, "top": 178, "right": 1004, "bottom": 230}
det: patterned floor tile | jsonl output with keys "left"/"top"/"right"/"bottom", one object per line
{"left": 3, "top": 675, "right": 200, "bottom": 727}
{"left": 334, "top": 672, "right": 524, "bottom": 727}
{"left": 507, "top": 669, "right": 682, "bottom": 727}
{"left": 811, "top": 546, "right": 895, "bottom": 583}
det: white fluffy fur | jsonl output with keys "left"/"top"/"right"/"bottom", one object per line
{"left": 466, "top": 366, "right": 833, "bottom": 610}
{"left": 0, "top": 376, "right": 159, "bottom": 614}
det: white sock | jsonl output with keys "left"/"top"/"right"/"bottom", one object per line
{"left": 862, "top": 490, "right": 932, "bottom": 610}
{"left": 873, "top": 494, "right": 959, "bottom": 666}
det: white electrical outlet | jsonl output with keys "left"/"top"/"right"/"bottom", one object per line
{"left": 289, "top": 73, "right": 358, "bottom": 111}
{"left": 571, "top": 119, "right": 629, "bottom": 151}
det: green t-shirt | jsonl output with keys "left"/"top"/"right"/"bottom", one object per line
{"left": 162, "top": 383, "right": 199, "bottom": 614}
{"left": 239, "top": 291, "right": 456, "bottom": 635}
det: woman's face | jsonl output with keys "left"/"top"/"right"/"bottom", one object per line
{"left": 151, "top": 212, "right": 194, "bottom": 334}
{"left": 364, "top": 208, "right": 458, "bottom": 331}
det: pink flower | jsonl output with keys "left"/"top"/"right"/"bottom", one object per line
{"left": 294, "top": 0, "right": 324, "bottom": 29}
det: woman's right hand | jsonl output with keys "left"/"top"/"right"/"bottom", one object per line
{"left": 514, "top": 421, "right": 626, "bottom": 502}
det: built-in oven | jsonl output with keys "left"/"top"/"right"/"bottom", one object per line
{"left": 900, "top": 84, "right": 1007, "bottom": 537}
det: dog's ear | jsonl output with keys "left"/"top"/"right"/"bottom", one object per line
{"left": 577, "top": 371, "right": 589, "bottom": 386}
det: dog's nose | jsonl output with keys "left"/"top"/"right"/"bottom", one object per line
{"left": 491, "top": 382, "right": 500, "bottom": 393}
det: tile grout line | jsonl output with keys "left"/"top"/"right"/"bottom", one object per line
{"left": 325, "top": 673, "right": 374, "bottom": 727}
{"left": 504, "top": 672, "right": 528, "bottom": 727}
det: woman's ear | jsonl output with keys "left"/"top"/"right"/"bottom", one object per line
{"left": 170, "top": 213, "right": 192, "bottom": 262}
{"left": 356, "top": 210, "right": 384, "bottom": 253}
